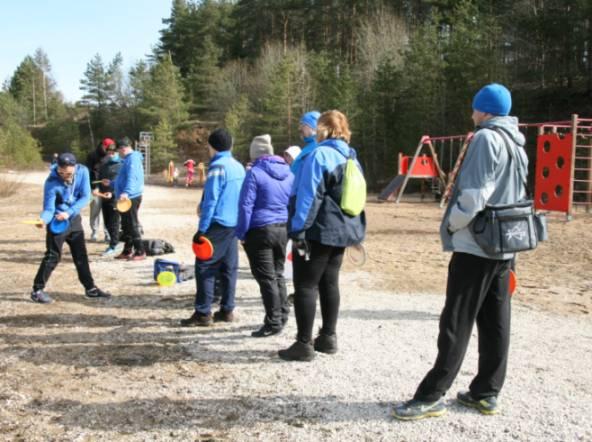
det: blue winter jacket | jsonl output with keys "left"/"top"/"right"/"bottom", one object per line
{"left": 40, "top": 164, "right": 91, "bottom": 225}
{"left": 290, "top": 137, "right": 317, "bottom": 179}
{"left": 289, "top": 138, "right": 366, "bottom": 247}
{"left": 236, "top": 155, "right": 294, "bottom": 240}
{"left": 114, "top": 150, "right": 144, "bottom": 199}
{"left": 199, "top": 151, "right": 246, "bottom": 233}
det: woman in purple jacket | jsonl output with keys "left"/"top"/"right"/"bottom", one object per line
{"left": 236, "top": 134, "right": 295, "bottom": 337}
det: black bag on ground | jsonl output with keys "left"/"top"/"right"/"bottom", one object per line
{"left": 142, "top": 239, "right": 175, "bottom": 256}
{"left": 470, "top": 130, "right": 548, "bottom": 255}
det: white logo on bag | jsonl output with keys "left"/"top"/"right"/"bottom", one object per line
{"left": 505, "top": 225, "right": 527, "bottom": 241}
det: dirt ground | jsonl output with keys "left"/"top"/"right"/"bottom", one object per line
{"left": 0, "top": 171, "right": 590, "bottom": 441}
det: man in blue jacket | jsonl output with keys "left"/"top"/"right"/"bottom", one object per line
{"left": 31, "top": 153, "right": 111, "bottom": 304}
{"left": 236, "top": 134, "right": 294, "bottom": 337}
{"left": 113, "top": 137, "right": 146, "bottom": 261}
{"left": 290, "top": 110, "right": 320, "bottom": 176}
{"left": 181, "top": 128, "right": 246, "bottom": 327}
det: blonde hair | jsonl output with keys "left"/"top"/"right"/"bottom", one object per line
{"left": 316, "top": 110, "right": 351, "bottom": 143}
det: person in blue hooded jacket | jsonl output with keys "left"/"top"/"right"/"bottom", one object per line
{"left": 181, "top": 128, "right": 246, "bottom": 327}
{"left": 236, "top": 134, "right": 294, "bottom": 337}
{"left": 279, "top": 110, "right": 366, "bottom": 362}
{"left": 290, "top": 110, "right": 320, "bottom": 176}
{"left": 31, "top": 153, "right": 111, "bottom": 304}
{"left": 113, "top": 137, "right": 146, "bottom": 260}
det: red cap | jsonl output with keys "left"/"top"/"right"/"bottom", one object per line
{"left": 102, "top": 138, "right": 115, "bottom": 148}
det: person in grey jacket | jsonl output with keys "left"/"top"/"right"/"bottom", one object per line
{"left": 393, "top": 84, "right": 527, "bottom": 420}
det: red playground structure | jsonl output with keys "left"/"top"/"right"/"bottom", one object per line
{"left": 380, "top": 114, "right": 592, "bottom": 219}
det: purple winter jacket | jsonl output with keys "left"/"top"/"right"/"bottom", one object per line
{"left": 235, "top": 155, "right": 294, "bottom": 240}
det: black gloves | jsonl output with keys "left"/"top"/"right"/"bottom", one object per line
{"left": 193, "top": 231, "right": 205, "bottom": 243}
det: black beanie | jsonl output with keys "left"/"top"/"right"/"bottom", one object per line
{"left": 116, "top": 137, "right": 132, "bottom": 149}
{"left": 208, "top": 128, "right": 233, "bottom": 151}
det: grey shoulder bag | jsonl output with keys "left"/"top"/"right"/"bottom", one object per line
{"left": 470, "top": 130, "right": 548, "bottom": 255}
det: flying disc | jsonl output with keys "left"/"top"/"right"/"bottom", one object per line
{"left": 49, "top": 217, "right": 70, "bottom": 234}
{"left": 21, "top": 219, "right": 43, "bottom": 226}
{"left": 116, "top": 199, "right": 132, "bottom": 213}
{"left": 157, "top": 271, "right": 177, "bottom": 287}
{"left": 346, "top": 243, "right": 367, "bottom": 267}
{"left": 192, "top": 236, "right": 214, "bottom": 260}
{"left": 509, "top": 270, "right": 517, "bottom": 296}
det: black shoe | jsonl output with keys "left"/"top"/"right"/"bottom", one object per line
{"left": 278, "top": 341, "right": 315, "bottom": 362}
{"left": 180, "top": 312, "right": 212, "bottom": 327}
{"left": 85, "top": 287, "right": 112, "bottom": 299}
{"left": 457, "top": 391, "right": 499, "bottom": 415}
{"left": 213, "top": 309, "right": 235, "bottom": 323}
{"left": 287, "top": 293, "right": 295, "bottom": 305}
{"left": 314, "top": 332, "right": 338, "bottom": 354}
{"left": 251, "top": 324, "right": 282, "bottom": 338}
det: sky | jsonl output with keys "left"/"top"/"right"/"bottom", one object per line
{"left": 0, "top": 0, "right": 173, "bottom": 103}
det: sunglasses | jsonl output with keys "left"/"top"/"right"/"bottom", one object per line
{"left": 58, "top": 158, "right": 76, "bottom": 167}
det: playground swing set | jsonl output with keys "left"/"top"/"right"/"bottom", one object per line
{"left": 379, "top": 114, "right": 592, "bottom": 219}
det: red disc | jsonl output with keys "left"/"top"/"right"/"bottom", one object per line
{"left": 192, "top": 236, "right": 214, "bottom": 260}
{"left": 509, "top": 270, "right": 517, "bottom": 296}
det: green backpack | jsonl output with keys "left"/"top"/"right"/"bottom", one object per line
{"left": 340, "top": 151, "right": 366, "bottom": 216}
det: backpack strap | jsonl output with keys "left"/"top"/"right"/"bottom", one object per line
{"left": 489, "top": 127, "right": 529, "bottom": 197}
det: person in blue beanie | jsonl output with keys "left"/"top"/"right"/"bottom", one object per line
{"left": 113, "top": 137, "right": 146, "bottom": 261}
{"left": 181, "top": 128, "right": 246, "bottom": 327}
{"left": 279, "top": 110, "right": 366, "bottom": 362}
{"left": 393, "top": 83, "right": 528, "bottom": 420}
{"left": 290, "top": 110, "right": 320, "bottom": 176}
{"left": 237, "top": 134, "right": 294, "bottom": 337}
{"left": 31, "top": 153, "right": 112, "bottom": 304}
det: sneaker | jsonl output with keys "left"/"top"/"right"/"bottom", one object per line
{"left": 103, "top": 234, "right": 111, "bottom": 243}
{"left": 287, "top": 293, "right": 295, "bottom": 305}
{"left": 85, "top": 287, "right": 112, "bottom": 299}
{"left": 457, "top": 391, "right": 499, "bottom": 415}
{"left": 129, "top": 253, "right": 146, "bottom": 261}
{"left": 102, "top": 247, "right": 117, "bottom": 256}
{"left": 115, "top": 251, "right": 133, "bottom": 260}
{"left": 180, "top": 312, "right": 213, "bottom": 327}
{"left": 391, "top": 399, "right": 447, "bottom": 421}
{"left": 251, "top": 324, "right": 282, "bottom": 338}
{"left": 213, "top": 309, "right": 235, "bottom": 323}
{"left": 90, "top": 232, "right": 97, "bottom": 242}
{"left": 30, "top": 289, "right": 52, "bottom": 304}
{"left": 314, "top": 332, "right": 338, "bottom": 354}
{"left": 278, "top": 341, "right": 315, "bottom": 362}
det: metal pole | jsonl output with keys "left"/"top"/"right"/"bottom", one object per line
{"left": 567, "top": 114, "right": 578, "bottom": 220}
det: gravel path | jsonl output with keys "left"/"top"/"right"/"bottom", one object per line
{"left": 1, "top": 173, "right": 590, "bottom": 441}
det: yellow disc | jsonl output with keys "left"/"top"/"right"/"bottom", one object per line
{"left": 116, "top": 199, "right": 132, "bottom": 212}
{"left": 157, "top": 271, "right": 177, "bottom": 287}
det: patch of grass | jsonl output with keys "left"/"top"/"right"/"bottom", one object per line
{"left": 0, "top": 175, "right": 21, "bottom": 198}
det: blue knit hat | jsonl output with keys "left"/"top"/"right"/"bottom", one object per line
{"left": 300, "top": 111, "right": 321, "bottom": 130}
{"left": 472, "top": 83, "right": 512, "bottom": 116}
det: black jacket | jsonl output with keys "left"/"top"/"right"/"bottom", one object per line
{"left": 98, "top": 156, "right": 122, "bottom": 194}
{"left": 86, "top": 144, "right": 107, "bottom": 189}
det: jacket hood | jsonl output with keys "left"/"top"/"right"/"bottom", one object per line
{"left": 255, "top": 155, "right": 291, "bottom": 181}
{"left": 318, "top": 138, "right": 352, "bottom": 159}
{"left": 479, "top": 116, "right": 525, "bottom": 147}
